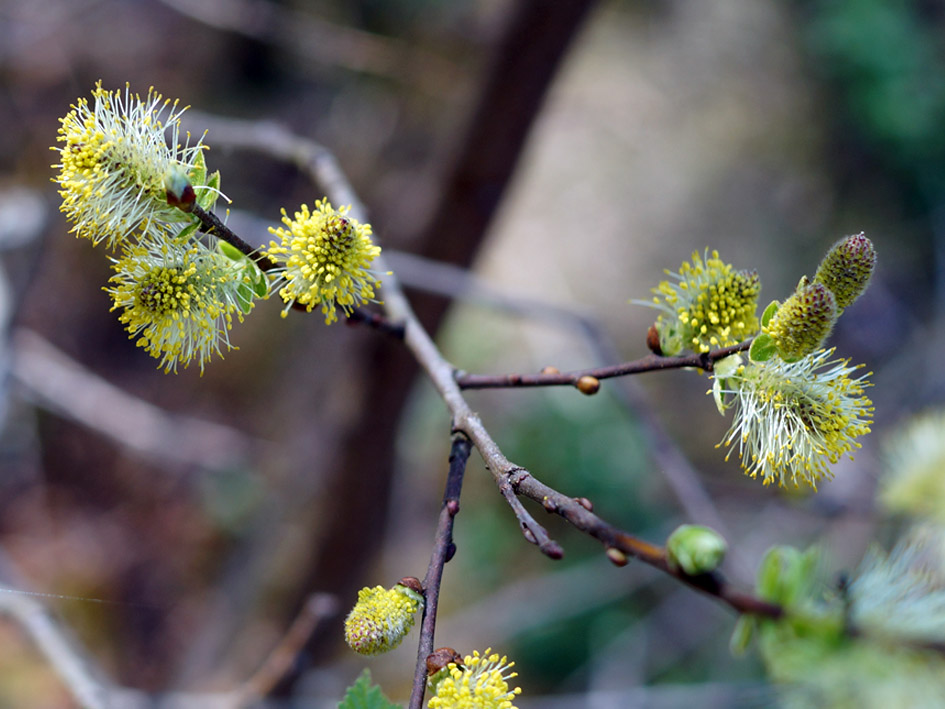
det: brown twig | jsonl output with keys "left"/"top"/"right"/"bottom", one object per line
{"left": 509, "top": 471, "right": 783, "bottom": 619}
{"left": 190, "top": 204, "right": 279, "bottom": 271}
{"left": 343, "top": 307, "right": 406, "bottom": 339}
{"left": 408, "top": 434, "right": 471, "bottom": 709}
{"left": 455, "top": 340, "right": 753, "bottom": 391}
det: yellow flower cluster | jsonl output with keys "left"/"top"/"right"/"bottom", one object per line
{"left": 427, "top": 649, "right": 521, "bottom": 709}
{"left": 647, "top": 250, "right": 760, "bottom": 355}
{"left": 266, "top": 200, "right": 382, "bottom": 324}
{"left": 107, "top": 243, "right": 249, "bottom": 373}
{"left": 53, "top": 82, "right": 204, "bottom": 249}
{"left": 53, "top": 82, "right": 261, "bottom": 373}
{"left": 717, "top": 349, "right": 873, "bottom": 488}
{"left": 344, "top": 584, "right": 423, "bottom": 655}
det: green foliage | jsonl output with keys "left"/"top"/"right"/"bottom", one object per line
{"left": 805, "top": 0, "right": 945, "bottom": 193}
{"left": 189, "top": 149, "right": 223, "bottom": 211}
{"left": 337, "top": 670, "right": 400, "bottom": 709}
{"left": 748, "top": 332, "right": 776, "bottom": 362}
{"left": 218, "top": 239, "right": 269, "bottom": 312}
{"left": 748, "top": 532, "right": 945, "bottom": 706}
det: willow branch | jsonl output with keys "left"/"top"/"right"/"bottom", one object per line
{"left": 508, "top": 470, "right": 783, "bottom": 618}
{"left": 383, "top": 249, "right": 735, "bottom": 549}
{"left": 190, "top": 204, "right": 278, "bottom": 271}
{"left": 455, "top": 340, "right": 753, "bottom": 390}
{"left": 409, "top": 434, "right": 471, "bottom": 709}
{"left": 189, "top": 118, "right": 779, "bottom": 617}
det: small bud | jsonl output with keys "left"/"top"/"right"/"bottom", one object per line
{"left": 542, "top": 496, "right": 557, "bottom": 512}
{"left": 757, "top": 545, "right": 819, "bottom": 606}
{"left": 164, "top": 165, "right": 196, "bottom": 211}
{"left": 646, "top": 324, "right": 663, "bottom": 355}
{"left": 344, "top": 582, "right": 424, "bottom": 655}
{"left": 427, "top": 647, "right": 463, "bottom": 677}
{"left": 606, "top": 547, "right": 629, "bottom": 566}
{"left": 763, "top": 281, "right": 837, "bottom": 362}
{"left": 729, "top": 614, "right": 755, "bottom": 656}
{"left": 398, "top": 576, "right": 423, "bottom": 595}
{"left": 576, "top": 375, "right": 600, "bottom": 395}
{"left": 575, "top": 496, "right": 593, "bottom": 511}
{"left": 813, "top": 232, "right": 875, "bottom": 313}
{"left": 666, "top": 524, "right": 727, "bottom": 575}
{"left": 541, "top": 365, "right": 561, "bottom": 375}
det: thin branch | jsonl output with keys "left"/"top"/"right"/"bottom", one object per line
{"left": 455, "top": 340, "right": 752, "bottom": 391}
{"left": 495, "top": 467, "right": 563, "bottom": 558}
{"left": 509, "top": 471, "right": 783, "bottom": 619}
{"left": 343, "top": 307, "right": 406, "bottom": 339}
{"left": 409, "top": 433, "right": 471, "bottom": 709}
{"left": 190, "top": 204, "right": 278, "bottom": 271}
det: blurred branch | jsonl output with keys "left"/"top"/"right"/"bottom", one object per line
{"left": 12, "top": 328, "right": 269, "bottom": 470}
{"left": 408, "top": 433, "right": 470, "bottom": 709}
{"left": 0, "top": 559, "right": 338, "bottom": 709}
{"left": 0, "top": 581, "right": 113, "bottom": 709}
{"left": 157, "top": 0, "right": 462, "bottom": 94}
{"left": 235, "top": 593, "right": 339, "bottom": 706}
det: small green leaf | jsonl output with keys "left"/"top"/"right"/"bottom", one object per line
{"left": 729, "top": 615, "right": 755, "bottom": 656}
{"left": 749, "top": 332, "right": 776, "bottom": 362}
{"left": 189, "top": 149, "right": 207, "bottom": 186}
{"left": 760, "top": 300, "right": 779, "bottom": 327}
{"left": 337, "top": 669, "right": 400, "bottom": 709}
{"left": 198, "top": 170, "right": 222, "bottom": 210}
{"left": 712, "top": 378, "right": 728, "bottom": 415}
{"left": 247, "top": 262, "right": 269, "bottom": 298}
{"left": 219, "top": 240, "right": 244, "bottom": 261}
{"left": 236, "top": 283, "right": 254, "bottom": 314}
{"left": 174, "top": 221, "right": 200, "bottom": 242}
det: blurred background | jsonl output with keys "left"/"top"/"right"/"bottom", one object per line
{"left": 0, "top": 0, "right": 940, "bottom": 706}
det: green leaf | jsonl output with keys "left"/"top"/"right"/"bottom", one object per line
{"left": 337, "top": 669, "right": 400, "bottom": 709}
{"left": 189, "top": 149, "right": 207, "bottom": 186}
{"left": 198, "top": 170, "right": 221, "bottom": 210}
{"left": 749, "top": 332, "right": 777, "bottom": 362}
{"left": 760, "top": 300, "right": 779, "bottom": 327}
{"left": 247, "top": 262, "right": 269, "bottom": 298}
{"left": 174, "top": 221, "right": 200, "bottom": 242}
{"left": 219, "top": 240, "right": 244, "bottom": 261}
{"left": 236, "top": 283, "right": 254, "bottom": 314}
{"left": 729, "top": 615, "right": 755, "bottom": 656}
